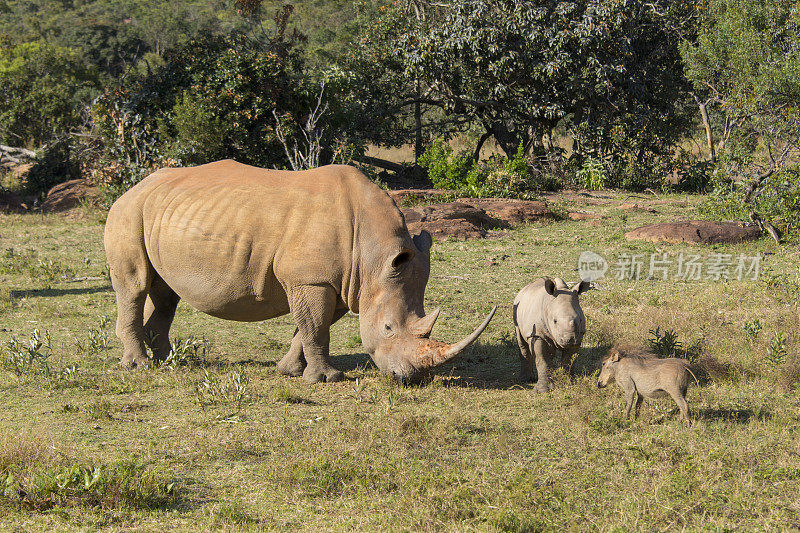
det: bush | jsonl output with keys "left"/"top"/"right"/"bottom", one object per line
{"left": 417, "top": 140, "right": 559, "bottom": 198}
{"left": 698, "top": 166, "right": 800, "bottom": 242}
{"left": 25, "top": 138, "right": 80, "bottom": 197}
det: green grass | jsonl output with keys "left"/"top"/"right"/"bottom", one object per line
{"left": 1, "top": 191, "right": 799, "bottom": 530}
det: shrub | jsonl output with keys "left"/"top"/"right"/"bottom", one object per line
{"left": 576, "top": 157, "right": 607, "bottom": 190}
{"left": 418, "top": 140, "right": 559, "bottom": 198}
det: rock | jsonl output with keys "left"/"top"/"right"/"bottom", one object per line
{"left": 402, "top": 202, "right": 496, "bottom": 240}
{"left": 40, "top": 179, "right": 100, "bottom": 212}
{"left": 456, "top": 198, "right": 553, "bottom": 225}
{"left": 625, "top": 220, "right": 762, "bottom": 244}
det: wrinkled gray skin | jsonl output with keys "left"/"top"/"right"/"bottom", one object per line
{"left": 104, "top": 160, "right": 496, "bottom": 384}
{"left": 597, "top": 347, "right": 693, "bottom": 425}
{"left": 512, "top": 277, "right": 589, "bottom": 392}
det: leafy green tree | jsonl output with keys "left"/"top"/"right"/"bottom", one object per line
{"left": 684, "top": 0, "right": 800, "bottom": 240}
{"left": 352, "top": 0, "right": 693, "bottom": 188}
{"left": 0, "top": 40, "right": 99, "bottom": 147}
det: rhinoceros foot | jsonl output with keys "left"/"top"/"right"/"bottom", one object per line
{"left": 303, "top": 364, "right": 344, "bottom": 384}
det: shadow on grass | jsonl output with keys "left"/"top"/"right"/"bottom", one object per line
{"left": 12, "top": 285, "right": 112, "bottom": 298}
{"left": 438, "top": 336, "right": 613, "bottom": 390}
{"left": 696, "top": 407, "right": 772, "bottom": 424}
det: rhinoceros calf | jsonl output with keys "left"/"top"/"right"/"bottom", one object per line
{"left": 597, "top": 346, "right": 695, "bottom": 425}
{"left": 104, "top": 160, "right": 495, "bottom": 383}
{"left": 512, "top": 278, "right": 589, "bottom": 392}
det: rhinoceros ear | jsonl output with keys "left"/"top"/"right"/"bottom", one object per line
{"left": 391, "top": 248, "right": 415, "bottom": 270}
{"left": 571, "top": 280, "right": 591, "bottom": 294}
{"left": 412, "top": 231, "right": 433, "bottom": 254}
{"left": 544, "top": 278, "right": 556, "bottom": 296}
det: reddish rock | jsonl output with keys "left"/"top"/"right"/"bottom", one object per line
{"left": 40, "top": 179, "right": 100, "bottom": 212}
{"left": 402, "top": 202, "right": 495, "bottom": 240}
{"left": 625, "top": 220, "right": 762, "bottom": 244}
{"left": 456, "top": 198, "right": 553, "bottom": 225}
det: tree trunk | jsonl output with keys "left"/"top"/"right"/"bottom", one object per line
{"left": 692, "top": 93, "right": 716, "bottom": 164}
{"left": 414, "top": 79, "right": 423, "bottom": 161}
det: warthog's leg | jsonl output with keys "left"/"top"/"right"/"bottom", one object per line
{"left": 277, "top": 307, "right": 348, "bottom": 377}
{"left": 108, "top": 255, "right": 152, "bottom": 369}
{"left": 515, "top": 328, "right": 534, "bottom": 382}
{"left": 143, "top": 274, "right": 180, "bottom": 363}
{"left": 623, "top": 384, "right": 638, "bottom": 419}
{"left": 532, "top": 337, "right": 554, "bottom": 393}
{"left": 289, "top": 285, "right": 345, "bottom": 383}
{"left": 668, "top": 388, "right": 691, "bottom": 426}
{"left": 634, "top": 394, "right": 644, "bottom": 418}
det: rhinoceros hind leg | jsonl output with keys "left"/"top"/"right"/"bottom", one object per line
{"left": 289, "top": 285, "right": 344, "bottom": 383}
{"left": 143, "top": 275, "right": 180, "bottom": 363}
{"left": 110, "top": 263, "right": 152, "bottom": 370}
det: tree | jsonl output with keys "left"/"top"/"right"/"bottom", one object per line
{"left": 0, "top": 40, "right": 100, "bottom": 147}
{"left": 683, "top": 0, "right": 800, "bottom": 241}
{"left": 352, "top": 0, "right": 693, "bottom": 187}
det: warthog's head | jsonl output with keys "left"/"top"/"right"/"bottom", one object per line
{"left": 359, "top": 231, "right": 496, "bottom": 383}
{"left": 597, "top": 348, "right": 622, "bottom": 388}
{"left": 542, "top": 278, "right": 590, "bottom": 349}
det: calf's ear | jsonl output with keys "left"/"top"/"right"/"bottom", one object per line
{"left": 544, "top": 277, "right": 556, "bottom": 296}
{"left": 610, "top": 351, "right": 620, "bottom": 362}
{"left": 572, "top": 280, "right": 591, "bottom": 294}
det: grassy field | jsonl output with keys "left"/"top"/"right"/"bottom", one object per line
{"left": 1, "top": 192, "right": 799, "bottom": 531}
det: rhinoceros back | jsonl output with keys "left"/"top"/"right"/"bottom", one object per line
{"left": 105, "top": 160, "right": 393, "bottom": 321}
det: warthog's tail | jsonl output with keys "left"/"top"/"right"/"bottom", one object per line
{"left": 685, "top": 364, "right": 702, "bottom": 400}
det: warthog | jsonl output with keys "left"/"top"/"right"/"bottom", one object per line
{"left": 597, "top": 346, "right": 697, "bottom": 425}
{"left": 513, "top": 277, "right": 590, "bottom": 392}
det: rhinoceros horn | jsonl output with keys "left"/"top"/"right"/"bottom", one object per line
{"left": 409, "top": 307, "right": 440, "bottom": 338}
{"left": 413, "top": 306, "right": 497, "bottom": 370}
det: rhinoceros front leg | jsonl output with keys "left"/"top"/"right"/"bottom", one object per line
{"left": 515, "top": 328, "right": 535, "bottom": 382}
{"left": 532, "top": 337, "right": 554, "bottom": 393}
{"left": 289, "top": 285, "right": 345, "bottom": 383}
{"left": 277, "top": 307, "right": 348, "bottom": 377}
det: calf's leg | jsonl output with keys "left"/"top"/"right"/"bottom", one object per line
{"left": 515, "top": 328, "right": 535, "bottom": 382}
{"left": 532, "top": 338, "right": 554, "bottom": 393}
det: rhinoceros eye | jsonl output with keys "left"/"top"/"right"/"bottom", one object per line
{"left": 383, "top": 323, "right": 395, "bottom": 337}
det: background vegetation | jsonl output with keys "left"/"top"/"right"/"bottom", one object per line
{"left": 0, "top": 0, "right": 797, "bottom": 238}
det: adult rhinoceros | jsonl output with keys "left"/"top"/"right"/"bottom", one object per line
{"left": 104, "top": 160, "right": 495, "bottom": 383}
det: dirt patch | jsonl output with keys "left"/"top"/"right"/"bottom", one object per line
{"left": 40, "top": 179, "right": 100, "bottom": 212}
{"left": 401, "top": 198, "right": 552, "bottom": 240}
{"left": 616, "top": 203, "right": 657, "bottom": 213}
{"left": 625, "top": 220, "right": 762, "bottom": 244}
